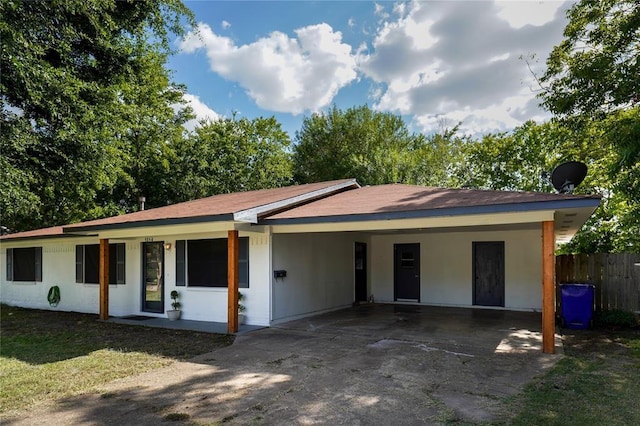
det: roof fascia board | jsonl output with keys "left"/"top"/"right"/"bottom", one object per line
{"left": 233, "top": 223, "right": 269, "bottom": 234}
{"left": 63, "top": 213, "right": 235, "bottom": 234}
{"left": 85, "top": 220, "right": 237, "bottom": 240}
{"left": 261, "top": 198, "right": 601, "bottom": 226}
{"left": 233, "top": 179, "right": 360, "bottom": 223}
{"left": 0, "top": 233, "right": 94, "bottom": 242}
{"left": 270, "top": 210, "right": 556, "bottom": 234}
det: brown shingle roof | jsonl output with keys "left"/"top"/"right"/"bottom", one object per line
{"left": 1, "top": 181, "right": 600, "bottom": 240}
{"left": 63, "top": 179, "right": 356, "bottom": 231}
{"left": 264, "top": 184, "right": 601, "bottom": 221}
{"left": 0, "top": 180, "right": 356, "bottom": 239}
{"left": 0, "top": 226, "right": 66, "bottom": 240}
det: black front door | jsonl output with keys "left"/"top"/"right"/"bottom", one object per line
{"left": 142, "top": 242, "right": 164, "bottom": 313}
{"left": 394, "top": 243, "right": 420, "bottom": 301}
{"left": 473, "top": 242, "right": 505, "bottom": 307}
{"left": 354, "top": 242, "right": 367, "bottom": 302}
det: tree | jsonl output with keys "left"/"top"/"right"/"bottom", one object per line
{"left": 0, "top": 0, "right": 193, "bottom": 231}
{"left": 539, "top": 0, "right": 640, "bottom": 252}
{"left": 169, "top": 116, "right": 293, "bottom": 202}
{"left": 453, "top": 119, "right": 638, "bottom": 253}
{"left": 453, "top": 120, "right": 613, "bottom": 192}
{"left": 540, "top": 0, "right": 639, "bottom": 177}
{"left": 103, "top": 50, "right": 193, "bottom": 213}
{"left": 293, "top": 105, "right": 462, "bottom": 186}
{"left": 540, "top": 0, "right": 639, "bottom": 119}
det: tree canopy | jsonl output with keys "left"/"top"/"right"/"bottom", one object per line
{"left": 540, "top": 0, "right": 639, "bottom": 119}
{"left": 0, "top": 0, "right": 193, "bottom": 231}
{"left": 293, "top": 105, "right": 463, "bottom": 187}
{"left": 168, "top": 116, "right": 293, "bottom": 203}
{"left": 538, "top": 0, "right": 639, "bottom": 252}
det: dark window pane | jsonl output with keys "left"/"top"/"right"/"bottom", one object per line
{"left": 13, "top": 247, "right": 37, "bottom": 281}
{"left": 84, "top": 244, "right": 100, "bottom": 284}
{"left": 188, "top": 239, "right": 227, "bottom": 287}
{"left": 81, "top": 243, "right": 124, "bottom": 284}
{"left": 401, "top": 251, "right": 414, "bottom": 268}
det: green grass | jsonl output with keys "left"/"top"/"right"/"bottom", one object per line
{"left": 0, "top": 305, "right": 234, "bottom": 416}
{"left": 505, "top": 328, "right": 640, "bottom": 425}
{"left": 2, "top": 305, "right": 638, "bottom": 424}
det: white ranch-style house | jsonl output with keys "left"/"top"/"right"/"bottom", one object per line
{"left": 0, "top": 179, "right": 600, "bottom": 353}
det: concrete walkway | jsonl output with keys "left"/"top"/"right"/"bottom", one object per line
{"left": 108, "top": 315, "right": 264, "bottom": 335}
{"left": 4, "top": 305, "right": 563, "bottom": 425}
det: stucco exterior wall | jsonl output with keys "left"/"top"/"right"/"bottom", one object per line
{"left": 271, "top": 232, "right": 360, "bottom": 322}
{"left": 0, "top": 237, "right": 139, "bottom": 316}
{"left": 370, "top": 227, "right": 542, "bottom": 311}
{"left": 0, "top": 231, "right": 272, "bottom": 326}
{"left": 160, "top": 231, "right": 271, "bottom": 326}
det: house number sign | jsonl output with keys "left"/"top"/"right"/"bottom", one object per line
{"left": 144, "top": 237, "right": 154, "bottom": 242}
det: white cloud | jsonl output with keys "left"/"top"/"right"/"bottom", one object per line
{"left": 348, "top": 17, "right": 355, "bottom": 28}
{"left": 181, "top": 93, "right": 220, "bottom": 131}
{"left": 359, "top": 0, "right": 573, "bottom": 134}
{"left": 374, "top": 3, "right": 388, "bottom": 19}
{"left": 179, "top": 23, "right": 357, "bottom": 115}
{"left": 496, "top": 1, "right": 565, "bottom": 29}
{"left": 221, "top": 20, "right": 231, "bottom": 29}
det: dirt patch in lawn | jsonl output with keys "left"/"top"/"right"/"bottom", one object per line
{"left": 0, "top": 305, "right": 234, "bottom": 418}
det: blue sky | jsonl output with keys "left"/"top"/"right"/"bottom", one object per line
{"left": 168, "top": 1, "right": 575, "bottom": 138}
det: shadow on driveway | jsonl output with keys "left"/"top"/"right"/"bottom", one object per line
{"left": 4, "top": 304, "right": 562, "bottom": 425}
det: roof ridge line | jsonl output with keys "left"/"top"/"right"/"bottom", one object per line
{"left": 233, "top": 179, "right": 360, "bottom": 223}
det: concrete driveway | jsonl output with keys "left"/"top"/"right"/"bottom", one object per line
{"left": 8, "top": 304, "right": 562, "bottom": 425}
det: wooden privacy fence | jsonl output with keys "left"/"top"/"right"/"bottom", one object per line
{"left": 556, "top": 253, "right": 640, "bottom": 313}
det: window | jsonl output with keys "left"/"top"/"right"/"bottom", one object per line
{"left": 176, "top": 237, "right": 249, "bottom": 288}
{"left": 6, "top": 247, "right": 42, "bottom": 282}
{"left": 75, "top": 244, "right": 125, "bottom": 284}
{"left": 400, "top": 251, "right": 415, "bottom": 268}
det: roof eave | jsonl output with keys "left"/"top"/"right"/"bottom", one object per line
{"left": 62, "top": 213, "right": 235, "bottom": 233}
{"left": 260, "top": 197, "right": 602, "bottom": 225}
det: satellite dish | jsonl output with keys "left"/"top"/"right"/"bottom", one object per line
{"left": 551, "top": 161, "right": 587, "bottom": 194}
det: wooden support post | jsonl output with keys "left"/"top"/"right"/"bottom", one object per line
{"left": 99, "top": 238, "right": 109, "bottom": 320}
{"left": 542, "top": 221, "right": 555, "bottom": 354}
{"left": 227, "top": 230, "right": 239, "bottom": 333}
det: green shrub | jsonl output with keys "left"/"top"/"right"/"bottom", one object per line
{"left": 595, "top": 309, "right": 638, "bottom": 328}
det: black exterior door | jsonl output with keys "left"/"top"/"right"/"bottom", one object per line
{"left": 473, "top": 242, "right": 505, "bottom": 307}
{"left": 354, "top": 242, "right": 367, "bottom": 302}
{"left": 394, "top": 243, "right": 420, "bottom": 301}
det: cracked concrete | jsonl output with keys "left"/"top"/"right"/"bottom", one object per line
{"left": 3, "top": 304, "right": 562, "bottom": 425}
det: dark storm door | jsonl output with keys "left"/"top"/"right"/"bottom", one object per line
{"left": 355, "top": 242, "right": 367, "bottom": 302}
{"left": 473, "top": 242, "right": 505, "bottom": 307}
{"left": 142, "top": 242, "right": 164, "bottom": 313}
{"left": 394, "top": 243, "right": 420, "bottom": 301}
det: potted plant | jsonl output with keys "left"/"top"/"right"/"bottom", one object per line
{"left": 167, "top": 290, "right": 181, "bottom": 321}
{"left": 238, "top": 291, "right": 247, "bottom": 325}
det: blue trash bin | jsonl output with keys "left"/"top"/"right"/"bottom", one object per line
{"left": 559, "top": 283, "right": 595, "bottom": 329}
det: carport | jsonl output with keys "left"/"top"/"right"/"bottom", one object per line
{"left": 265, "top": 184, "right": 600, "bottom": 354}
{"left": 276, "top": 303, "right": 556, "bottom": 355}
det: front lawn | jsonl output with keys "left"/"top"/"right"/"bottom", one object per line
{"left": 506, "top": 327, "right": 640, "bottom": 425}
{"left": 0, "top": 305, "right": 234, "bottom": 417}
